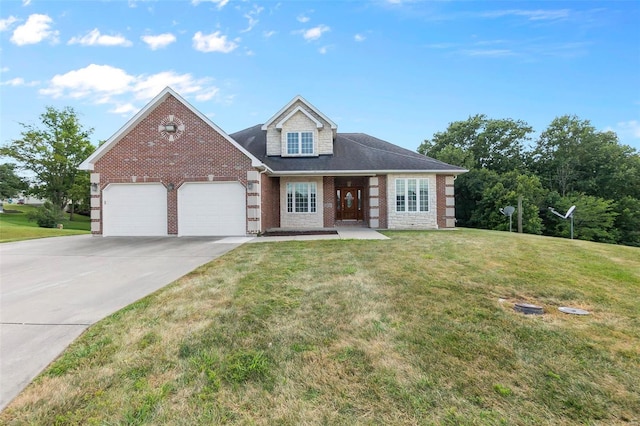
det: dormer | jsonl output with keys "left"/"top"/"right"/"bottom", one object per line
{"left": 262, "top": 96, "right": 338, "bottom": 157}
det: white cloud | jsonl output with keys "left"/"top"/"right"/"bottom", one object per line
{"left": 141, "top": 33, "right": 176, "bottom": 50}
{"left": 68, "top": 29, "right": 133, "bottom": 47}
{"left": 193, "top": 31, "right": 238, "bottom": 53}
{"left": 354, "top": 34, "right": 365, "bottom": 42}
{"left": 263, "top": 30, "right": 276, "bottom": 38}
{"left": 617, "top": 120, "right": 640, "bottom": 139}
{"left": 241, "top": 4, "right": 264, "bottom": 33}
{"left": 0, "top": 67, "right": 9, "bottom": 72}
{"left": 39, "top": 64, "right": 222, "bottom": 116}
{"left": 0, "top": 16, "right": 19, "bottom": 32}
{"left": 481, "top": 9, "right": 570, "bottom": 21}
{"left": 191, "top": 0, "right": 229, "bottom": 9}
{"left": 195, "top": 87, "right": 219, "bottom": 101}
{"left": 297, "top": 14, "right": 310, "bottom": 23}
{"left": 302, "top": 25, "right": 330, "bottom": 41}
{"left": 10, "top": 14, "right": 59, "bottom": 45}
{"left": 0, "top": 77, "right": 39, "bottom": 87}
{"left": 40, "top": 64, "right": 134, "bottom": 99}
{"left": 460, "top": 49, "right": 514, "bottom": 57}
{"left": 109, "top": 103, "right": 138, "bottom": 115}
{"left": 319, "top": 46, "right": 328, "bottom": 54}
{"left": 22, "top": 0, "right": 32, "bottom": 6}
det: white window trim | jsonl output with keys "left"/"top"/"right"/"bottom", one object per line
{"left": 396, "top": 178, "right": 430, "bottom": 213}
{"left": 286, "top": 182, "right": 317, "bottom": 213}
{"left": 285, "top": 131, "right": 315, "bottom": 156}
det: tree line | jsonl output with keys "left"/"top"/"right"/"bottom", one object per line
{"left": 418, "top": 114, "right": 640, "bottom": 247}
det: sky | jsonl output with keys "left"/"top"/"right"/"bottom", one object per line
{"left": 1, "top": 0, "right": 639, "bottom": 157}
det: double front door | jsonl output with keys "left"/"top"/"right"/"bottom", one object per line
{"left": 336, "top": 187, "right": 363, "bottom": 220}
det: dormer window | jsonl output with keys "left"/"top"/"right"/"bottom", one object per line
{"left": 287, "top": 132, "right": 314, "bottom": 155}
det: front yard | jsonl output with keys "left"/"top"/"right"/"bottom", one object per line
{"left": 1, "top": 229, "right": 639, "bottom": 424}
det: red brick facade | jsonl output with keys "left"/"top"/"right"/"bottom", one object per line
{"left": 91, "top": 94, "right": 253, "bottom": 235}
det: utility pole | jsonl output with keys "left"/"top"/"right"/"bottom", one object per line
{"left": 517, "top": 196, "right": 523, "bottom": 233}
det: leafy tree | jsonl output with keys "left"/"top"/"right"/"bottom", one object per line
{"left": 543, "top": 193, "right": 618, "bottom": 243}
{"left": 67, "top": 170, "right": 91, "bottom": 219}
{"left": 613, "top": 196, "right": 640, "bottom": 247}
{"left": 528, "top": 115, "right": 638, "bottom": 198}
{"left": 27, "top": 201, "right": 63, "bottom": 228}
{"left": 0, "top": 163, "right": 28, "bottom": 200}
{"left": 0, "top": 106, "right": 95, "bottom": 211}
{"left": 470, "top": 171, "right": 545, "bottom": 234}
{"left": 418, "top": 114, "right": 532, "bottom": 173}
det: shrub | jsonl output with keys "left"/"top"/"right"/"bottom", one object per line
{"left": 27, "top": 201, "right": 63, "bottom": 228}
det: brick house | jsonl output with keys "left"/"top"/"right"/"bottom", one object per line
{"left": 79, "top": 87, "right": 467, "bottom": 236}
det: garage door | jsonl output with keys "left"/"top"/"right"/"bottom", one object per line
{"left": 103, "top": 184, "right": 167, "bottom": 236}
{"left": 178, "top": 182, "right": 246, "bottom": 236}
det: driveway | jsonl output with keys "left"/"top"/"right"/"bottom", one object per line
{"left": 0, "top": 234, "right": 251, "bottom": 411}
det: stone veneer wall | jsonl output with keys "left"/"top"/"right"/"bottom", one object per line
{"left": 279, "top": 176, "right": 324, "bottom": 228}
{"left": 266, "top": 100, "right": 334, "bottom": 156}
{"left": 386, "top": 173, "right": 438, "bottom": 230}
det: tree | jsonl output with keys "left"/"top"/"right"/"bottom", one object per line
{"left": 528, "top": 115, "right": 638, "bottom": 199}
{"left": 469, "top": 171, "right": 545, "bottom": 234}
{"left": 418, "top": 115, "right": 533, "bottom": 174}
{"left": 0, "top": 163, "right": 28, "bottom": 200}
{"left": 0, "top": 106, "right": 95, "bottom": 211}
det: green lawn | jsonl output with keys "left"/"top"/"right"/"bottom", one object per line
{"left": 0, "top": 204, "right": 91, "bottom": 242}
{"left": 2, "top": 230, "right": 639, "bottom": 425}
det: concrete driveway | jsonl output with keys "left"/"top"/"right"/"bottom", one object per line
{"left": 0, "top": 234, "right": 251, "bottom": 411}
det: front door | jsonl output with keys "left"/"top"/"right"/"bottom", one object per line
{"left": 337, "top": 187, "right": 362, "bottom": 220}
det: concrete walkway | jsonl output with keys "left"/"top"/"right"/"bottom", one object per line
{"left": 248, "top": 227, "right": 389, "bottom": 242}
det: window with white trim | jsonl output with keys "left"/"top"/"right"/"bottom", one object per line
{"left": 286, "top": 182, "right": 317, "bottom": 213}
{"left": 286, "top": 132, "right": 314, "bottom": 155}
{"left": 396, "top": 178, "right": 429, "bottom": 212}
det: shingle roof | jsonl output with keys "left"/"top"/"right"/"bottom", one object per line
{"left": 230, "top": 124, "right": 467, "bottom": 174}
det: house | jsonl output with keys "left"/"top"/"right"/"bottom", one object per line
{"left": 79, "top": 87, "right": 466, "bottom": 236}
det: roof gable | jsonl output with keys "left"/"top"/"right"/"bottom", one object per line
{"left": 79, "top": 87, "right": 264, "bottom": 170}
{"left": 261, "top": 95, "right": 337, "bottom": 132}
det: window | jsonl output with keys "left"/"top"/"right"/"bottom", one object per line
{"left": 396, "top": 178, "right": 429, "bottom": 212}
{"left": 286, "top": 132, "right": 314, "bottom": 155}
{"left": 287, "top": 182, "right": 317, "bottom": 213}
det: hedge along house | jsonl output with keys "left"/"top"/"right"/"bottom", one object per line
{"left": 79, "top": 87, "right": 467, "bottom": 236}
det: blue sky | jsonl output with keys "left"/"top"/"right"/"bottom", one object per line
{"left": 1, "top": 0, "right": 639, "bottom": 155}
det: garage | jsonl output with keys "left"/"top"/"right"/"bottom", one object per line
{"left": 178, "top": 182, "right": 246, "bottom": 236}
{"left": 102, "top": 184, "right": 167, "bottom": 236}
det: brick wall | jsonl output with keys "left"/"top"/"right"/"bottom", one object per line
{"left": 92, "top": 94, "right": 254, "bottom": 235}
{"left": 323, "top": 176, "right": 335, "bottom": 227}
{"left": 261, "top": 175, "right": 280, "bottom": 230}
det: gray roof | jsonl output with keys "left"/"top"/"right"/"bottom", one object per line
{"left": 230, "top": 124, "right": 467, "bottom": 175}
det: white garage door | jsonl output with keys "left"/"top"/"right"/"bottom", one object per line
{"left": 178, "top": 182, "right": 246, "bottom": 236}
{"left": 103, "top": 184, "right": 167, "bottom": 236}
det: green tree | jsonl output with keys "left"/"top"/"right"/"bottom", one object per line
{"left": 544, "top": 193, "right": 618, "bottom": 243}
{"left": 470, "top": 171, "right": 545, "bottom": 234}
{"left": 528, "top": 115, "right": 638, "bottom": 199}
{"left": 0, "top": 106, "right": 95, "bottom": 211}
{"left": 613, "top": 196, "right": 640, "bottom": 247}
{"left": 418, "top": 114, "right": 532, "bottom": 173}
{"left": 0, "top": 163, "right": 29, "bottom": 200}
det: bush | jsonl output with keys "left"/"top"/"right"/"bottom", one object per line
{"left": 27, "top": 202, "right": 63, "bottom": 228}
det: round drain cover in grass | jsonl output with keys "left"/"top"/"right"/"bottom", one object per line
{"left": 514, "top": 303, "right": 544, "bottom": 315}
{"left": 559, "top": 307, "right": 590, "bottom": 315}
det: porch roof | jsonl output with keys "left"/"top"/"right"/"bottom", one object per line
{"left": 230, "top": 124, "right": 467, "bottom": 175}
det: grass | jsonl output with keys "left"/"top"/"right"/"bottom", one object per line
{"left": 0, "top": 204, "right": 90, "bottom": 242}
{"left": 1, "top": 229, "right": 639, "bottom": 425}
